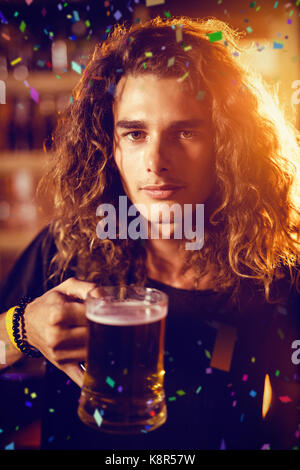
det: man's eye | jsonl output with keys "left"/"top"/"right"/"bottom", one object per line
{"left": 125, "top": 131, "right": 145, "bottom": 141}
{"left": 179, "top": 130, "right": 197, "bottom": 139}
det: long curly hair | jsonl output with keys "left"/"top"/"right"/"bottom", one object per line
{"left": 39, "top": 16, "right": 300, "bottom": 305}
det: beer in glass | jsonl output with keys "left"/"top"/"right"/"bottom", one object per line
{"left": 77, "top": 286, "right": 168, "bottom": 434}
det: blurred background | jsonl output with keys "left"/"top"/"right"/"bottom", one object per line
{"left": 0, "top": 0, "right": 299, "bottom": 449}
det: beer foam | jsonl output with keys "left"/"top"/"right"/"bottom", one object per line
{"left": 86, "top": 304, "right": 167, "bottom": 326}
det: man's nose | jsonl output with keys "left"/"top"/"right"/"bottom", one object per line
{"left": 143, "top": 135, "right": 170, "bottom": 174}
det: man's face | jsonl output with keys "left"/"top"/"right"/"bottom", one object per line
{"left": 113, "top": 74, "right": 215, "bottom": 231}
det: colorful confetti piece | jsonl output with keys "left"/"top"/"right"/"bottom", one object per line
{"left": 71, "top": 61, "right": 82, "bottom": 74}
{"left": 93, "top": 408, "right": 103, "bottom": 427}
{"left": 30, "top": 86, "right": 39, "bottom": 103}
{"left": 0, "top": 11, "right": 8, "bottom": 24}
{"left": 1, "top": 33, "right": 10, "bottom": 41}
{"left": 279, "top": 396, "right": 292, "bottom": 403}
{"left": 146, "top": 0, "right": 165, "bottom": 5}
{"left": 210, "top": 324, "right": 237, "bottom": 372}
{"left": 73, "top": 10, "right": 80, "bottom": 22}
{"left": 114, "top": 10, "right": 122, "bottom": 21}
{"left": 273, "top": 42, "right": 284, "bottom": 49}
{"left": 11, "top": 58, "right": 22, "bottom": 66}
{"left": 106, "top": 376, "right": 115, "bottom": 388}
{"left": 220, "top": 438, "right": 226, "bottom": 449}
{"left": 277, "top": 305, "right": 287, "bottom": 314}
{"left": 20, "top": 21, "right": 26, "bottom": 33}
{"left": 207, "top": 31, "right": 223, "bottom": 42}
{"left": 204, "top": 349, "right": 211, "bottom": 359}
{"left": 5, "top": 442, "right": 15, "bottom": 450}
{"left": 176, "top": 26, "right": 183, "bottom": 43}
{"left": 277, "top": 328, "right": 284, "bottom": 339}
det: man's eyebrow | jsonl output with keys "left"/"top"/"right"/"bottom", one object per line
{"left": 116, "top": 120, "right": 147, "bottom": 129}
{"left": 115, "top": 119, "right": 207, "bottom": 130}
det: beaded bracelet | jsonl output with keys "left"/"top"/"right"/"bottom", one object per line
{"left": 12, "top": 296, "right": 42, "bottom": 358}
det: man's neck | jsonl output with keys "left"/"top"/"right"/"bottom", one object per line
{"left": 145, "top": 238, "right": 214, "bottom": 290}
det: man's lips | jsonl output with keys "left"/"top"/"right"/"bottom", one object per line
{"left": 141, "top": 184, "right": 185, "bottom": 190}
{"left": 141, "top": 185, "right": 185, "bottom": 200}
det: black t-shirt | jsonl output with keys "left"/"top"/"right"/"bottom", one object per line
{"left": 0, "top": 226, "right": 299, "bottom": 450}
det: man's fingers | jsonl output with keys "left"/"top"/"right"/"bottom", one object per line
{"left": 60, "top": 362, "right": 85, "bottom": 388}
{"left": 55, "top": 301, "right": 88, "bottom": 327}
{"left": 53, "top": 346, "right": 88, "bottom": 364}
{"left": 54, "top": 326, "right": 88, "bottom": 349}
{"left": 55, "top": 277, "right": 97, "bottom": 301}
{"left": 47, "top": 300, "right": 87, "bottom": 327}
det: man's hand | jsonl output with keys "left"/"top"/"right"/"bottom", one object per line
{"left": 24, "top": 277, "right": 97, "bottom": 387}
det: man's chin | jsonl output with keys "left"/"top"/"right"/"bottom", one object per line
{"left": 147, "top": 221, "right": 184, "bottom": 240}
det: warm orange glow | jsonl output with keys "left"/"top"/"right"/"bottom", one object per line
{"left": 262, "top": 373, "right": 272, "bottom": 419}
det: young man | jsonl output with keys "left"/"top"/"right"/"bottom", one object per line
{"left": 0, "top": 16, "right": 299, "bottom": 450}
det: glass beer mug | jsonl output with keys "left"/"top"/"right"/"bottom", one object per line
{"left": 78, "top": 286, "right": 168, "bottom": 434}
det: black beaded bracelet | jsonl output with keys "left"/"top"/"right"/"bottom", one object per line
{"left": 12, "top": 296, "right": 42, "bottom": 358}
